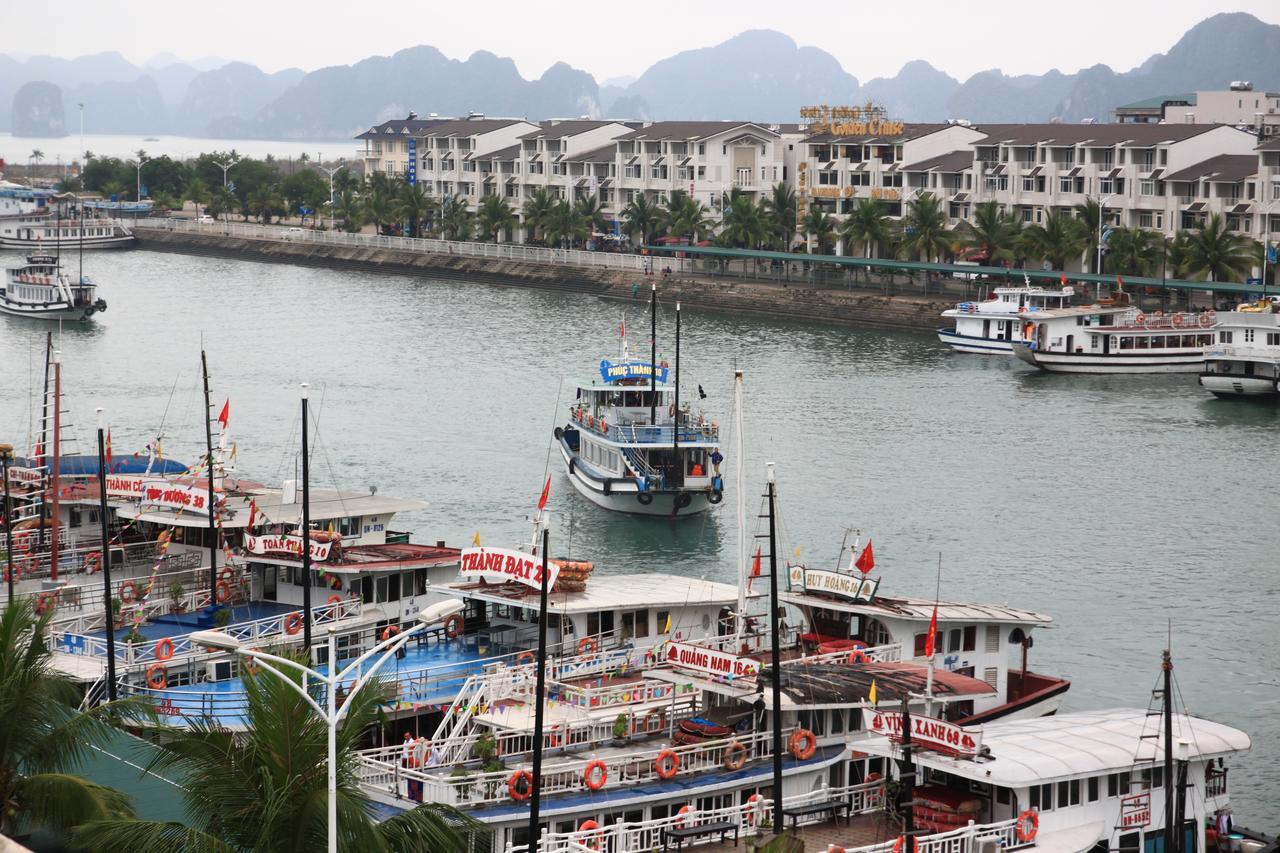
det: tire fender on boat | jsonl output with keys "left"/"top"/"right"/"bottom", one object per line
{"left": 636, "top": 491, "right": 653, "bottom": 506}
{"left": 602, "top": 479, "right": 612, "bottom": 496}
{"left": 554, "top": 427, "right": 564, "bottom": 440}
{"left": 708, "top": 489, "right": 723, "bottom": 505}
{"left": 674, "top": 492, "right": 692, "bottom": 510}
{"left": 568, "top": 458, "right": 576, "bottom": 476}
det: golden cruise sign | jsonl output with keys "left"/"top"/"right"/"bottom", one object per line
{"left": 460, "top": 546, "right": 558, "bottom": 592}
{"left": 801, "top": 103, "right": 905, "bottom": 137}
{"left": 788, "top": 565, "right": 878, "bottom": 603}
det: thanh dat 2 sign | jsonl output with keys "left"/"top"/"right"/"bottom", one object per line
{"left": 460, "top": 547, "right": 558, "bottom": 592}
{"left": 665, "top": 641, "right": 760, "bottom": 682}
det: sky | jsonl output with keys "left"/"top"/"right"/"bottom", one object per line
{"left": 4, "top": 1, "right": 1278, "bottom": 84}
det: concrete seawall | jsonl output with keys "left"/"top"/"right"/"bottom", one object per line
{"left": 134, "top": 228, "right": 951, "bottom": 332}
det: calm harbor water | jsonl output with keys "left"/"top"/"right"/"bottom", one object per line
{"left": 0, "top": 249, "right": 1276, "bottom": 818}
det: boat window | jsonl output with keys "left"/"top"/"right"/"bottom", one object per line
{"left": 375, "top": 576, "right": 388, "bottom": 602}
{"left": 1134, "top": 335, "right": 1149, "bottom": 349}
{"left": 1197, "top": 334, "right": 1212, "bottom": 346}
{"left": 995, "top": 786, "right": 1011, "bottom": 805}
{"left": 948, "top": 628, "right": 961, "bottom": 653}
{"left": 655, "top": 610, "right": 670, "bottom": 635}
{"left": 1058, "top": 779, "right": 1080, "bottom": 806}
{"left": 962, "top": 626, "right": 977, "bottom": 651}
{"left": 1119, "top": 336, "right": 1135, "bottom": 350}
{"left": 69, "top": 506, "right": 82, "bottom": 528}
{"left": 386, "top": 573, "right": 400, "bottom": 602}
{"left": 985, "top": 625, "right": 1000, "bottom": 653}
{"left": 830, "top": 709, "right": 844, "bottom": 735}
{"left": 620, "top": 608, "right": 650, "bottom": 640}
{"left": 1088, "top": 776, "right": 1099, "bottom": 802}
{"left": 913, "top": 633, "right": 929, "bottom": 656}
{"left": 1150, "top": 335, "right": 1164, "bottom": 349}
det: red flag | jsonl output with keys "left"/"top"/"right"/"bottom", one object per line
{"left": 217, "top": 399, "right": 230, "bottom": 429}
{"left": 105, "top": 429, "right": 113, "bottom": 470}
{"left": 536, "top": 475, "right": 551, "bottom": 511}
{"left": 247, "top": 498, "right": 258, "bottom": 528}
{"left": 854, "top": 540, "right": 875, "bottom": 575}
{"left": 1059, "top": 273, "right": 1067, "bottom": 286}
{"left": 1116, "top": 275, "right": 1124, "bottom": 289}
{"left": 924, "top": 604, "right": 938, "bottom": 658}
{"left": 620, "top": 318, "right": 626, "bottom": 338}
{"left": 750, "top": 546, "right": 761, "bottom": 578}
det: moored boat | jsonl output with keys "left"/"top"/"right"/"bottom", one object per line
{"left": 1, "top": 254, "right": 107, "bottom": 320}
{"left": 1199, "top": 301, "right": 1280, "bottom": 397}
{"left": 1012, "top": 303, "right": 1215, "bottom": 374}
{"left": 938, "top": 283, "right": 1074, "bottom": 354}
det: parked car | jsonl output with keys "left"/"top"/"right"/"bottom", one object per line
{"left": 194, "top": 215, "right": 215, "bottom": 225}
{"left": 282, "top": 227, "right": 305, "bottom": 240}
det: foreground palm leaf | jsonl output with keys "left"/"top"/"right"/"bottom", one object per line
{"left": 74, "top": 654, "right": 481, "bottom": 852}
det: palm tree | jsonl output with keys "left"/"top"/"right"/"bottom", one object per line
{"left": 1020, "top": 213, "right": 1088, "bottom": 271}
{"left": 801, "top": 203, "right": 838, "bottom": 254}
{"left": 366, "top": 171, "right": 399, "bottom": 198}
{"left": 1183, "top": 213, "right": 1253, "bottom": 282}
{"left": 762, "top": 182, "right": 798, "bottom": 250}
{"left": 544, "top": 199, "right": 588, "bottom": 248}
{"left": 620, "top": 194, "right": 661, "bottom": 247}
{"left": 658, "top": 190, "right": 713, "bottom": 245}
{"left": 1105, "top": 227, "right": 1162, "bottom": 277}
{"left": 74, "top": 653, "right": 479, "bottom": 852}
{"left": 0, "top": 599, "right": 154, "bottom": 840}
{"left": 1166, "top": 230, "right": 1191, "bottom": 279}
{"left": 898, "top": 194, "right": 952, "bottom": 262}
{"left": 438, "top": 193, "right": 474, "bottom": 241}
{"left": 717, "top": 190, "right": 768, "bottom": 249}
{"left": 475, "top": 195, "right": 517, "bottom": 242}
{"left": 574, "top": 195, "right": 609, "bottom": 240}
{"left": 521, "top": 187, "right": 556, "bottom": 244}
{"left": 840, "top": 198, "right": 890, "bottom": 260}
{"left": 333, "top": 189, "right": 365, "bottom": 233}
{"left": 394, "top": 182, "right": 433, "bottom": 238}
{"left": 964, "top": 201, "right": 1022, "bottom": 264}
{"left": 1073, "top": 198, "right": 1106, "bottom": 273}
{"left": 333, "top": 167, "right": 359, "bottom": 196}
{"left": 206, "top": 186, "right": 238, "bottom": 221}
{"left": 363, "top": 190, "right": 394, "bottom": 235}
{"left": 186, "top": 177, "right": 210, "bottom": 220}
{"left": 28, "top": 149, "right": 45, "bottom": 185}
{"left": 249, "top": 186, "right": 284, "bottom": 224}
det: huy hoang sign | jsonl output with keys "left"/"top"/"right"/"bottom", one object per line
{"left": 800, "top": 103, "right": 905, "bottom": 138}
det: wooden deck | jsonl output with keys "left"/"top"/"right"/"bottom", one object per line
{"left": 694, "top": 813, "right": 897, "bottom": 852}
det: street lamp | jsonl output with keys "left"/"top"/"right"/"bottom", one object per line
{"left": 1094, "top": 194, "right": 1116, "bottom": 278}
{"left": 130, "top": 157, "right": 150, "bottom": 202}
{"left": 315, "top": 155, "right": 345, "bottom": 230}
{"left": 189, "top": 598, "right": 465, "bottom": 853}
{"left": 213, "top": 155, "right": 240, "bottom": 191}
{"left": 1259, "top": 200, "right": 1280, "bottom": 296}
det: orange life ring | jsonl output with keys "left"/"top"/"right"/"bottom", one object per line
{"left": 674, "top": 805, "right": 694, "bottom": 828}
{"left": 284, "top": 612, "right": 303, "bottom": 635}
{"left": 327, "top": 593, "right": 344, "bottom": 608}
{"left": 829, "top": 847, "right": 847, "bottom": 853}
{"left": 892, "top": 836, "right": 917, "bottom": 853}
{"left": 215, "top": 579, "right": 232, "bottom": 603}
{"left": 846, "top": 649, "right": 868, "bottom": 664}
{"left": 600, "top": 419, "right": 608, "bottom": 433}
{"left": 508, "top": 769, "right": 534, "bottom": 802}
{"left": 583, "top": 759, "right": 608, "bottom": 791}
{"left": 217, "top": 566, "right": 234, "bottom": 585}
{"left": 654, "top": 749, "right": 680, "bottom": 779}
{"left": 381, "top": 624, "right": 401, "bottom": 642}
{"left": 577, "top": 820, "right": 602, "bottom": 851}
{"left": 34, "top": 590, "right": 56, "bottom": 615}
{"left": 146, "top": 663, "right": 167, "bottom": 689}
{"left": 443, "top": 613, "right": 463, "bottom": 639}
{"left": 83, "top": 551, "right": 102, "bottom": 573}
{"left": 577, "top": 636, "right": 599, "bottom": 657}
{"left": 744, "top": 793, "right": 763, "bottom": 825}
{"left": 119, "top": 580, "right": 139, "bottom": 603}
{"left": 516, "top": 650, "right": 536, "bottom": 667}
{"left": 789, "top": 728, "right": 817, "bottom": 760}
{"left": 1016, "top": 810, "right": 1039, "bottom": 842}
{"left": 1135, "top": 312, "right": 1146, "bottom": 325}
{"left": 154, "top": 637, "right": 174, "bottom": 661}
{"left": 722, "top": 740, "right": 747, "bottom": 771}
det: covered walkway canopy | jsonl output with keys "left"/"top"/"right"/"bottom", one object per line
{"left": 643, "top": 245, "right": 1263, "bottom": 296}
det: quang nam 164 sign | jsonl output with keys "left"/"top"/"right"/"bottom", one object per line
{"left": 788, "top": 566, "right": 878, "bottom": 603}
{"left": 460, "top": 546, "right": 558, "bottom": 592}
{"left": 244, "top": 533, "right": 333, "bottom": 562}
{"left": 666, "top": 640, "right": 760, "bottom": 682}
{"left": 863, "top": 709, "right": 982, "bottom": 757}
{"left": 599, "top": 359, "right": 669, "bottom": 384}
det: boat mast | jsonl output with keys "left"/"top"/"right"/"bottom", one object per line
{"left": 527, "top": 519, "right": 551, "bottom": 851}
{"left": 78, "top": 200, "right": 85, "bottom": 286}
{"left": 649, "top": 283, "right": 657, "bottom": 425}
{"left": 733, "top": 370, "right": 745, "bottom": 631}
{"left": 200, "top": 350, "right": 218, "bottom": 603}
{"left": 37, "top": 333, "right": 52, "bottom": 570}
{"left": 673, "top": 302, "right": 680, "bottom": 461}
{"left": 766, "top": 463, "right": 783, "bottom": 834}
{"left": 49, "top": 350, "right": 61, "bottom": 582}
{"left": 300, "top": 383, "right": 313, "bottom": 651}
{"left": 898, "top": 697, "right": 916, "bottom": 844}
{"left": 1163, "top": 647, "right": 1176, "bottom": 853}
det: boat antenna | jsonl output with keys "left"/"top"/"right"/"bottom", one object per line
{"left": 766, "top": 462, "right": 784, "bottom": 836}
{"left": 36, "top": 333, "right": 52, "bottom": 568}
{"left": 1163, "top": 628, "right": 1176, "bottom": 853}
{"left": 200, "top": 348, "right": 219, "bottom": 605}
{"left": 835, "top": 526, "right": 858, "bottom": 571}
{"left": 78, "top": 198, "right": 85, "bottom": 285}
{"left": 672, "top": 302, "right": 680, "bottom": 465}
{"left": 733, "top": 370, "right": 745, "bottom": 631}
{"left": 55, "top": 197, "right": 62, "bottom": 265}
{"left": 649, "top": 283, "right": 657, "bottom": 425}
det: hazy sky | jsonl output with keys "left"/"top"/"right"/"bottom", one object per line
{"left": 5, "top": 1, "right": 1277, "bottom": 83}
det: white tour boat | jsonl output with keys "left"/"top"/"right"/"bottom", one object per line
{"left": 1200, "top": 300, "right": 1280, "bottom": 397}
{"left": 0, "top": 212, "right": 136, "bottom": 249}
{"left": 938, "top": 283, "right": 1074, "bottom": 354}
{"left": 1012, "top": 302, "right": 1216, "bottom": 374}
{"left": 555, "top": 306, "right": 723, "bottom": 517}
{"left": 1, "top": 254, "right": 108, "bottom": 320}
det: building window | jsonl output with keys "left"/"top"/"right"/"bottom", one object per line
{"left": 818, "top": 171, "right": 838, "bottom": 186}
{"left": 1059, "top": 177, "right": 1074, "bottom": 194}
{"left": 1099, "top": 178, "right": 1114, "bottom": 195}
{"left": 947, "top": 628, "right": 961, "bottom": 653}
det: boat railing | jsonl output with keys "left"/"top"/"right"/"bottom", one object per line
{"left": 826, "top": 816, "right": 1027, "bottom": 853}
{"left": 1126, "top": 310, "right": 1216, "bottom": 330}
{"left": 1205, "top": 767, "right": 1228, "bottom": 800}
{"left": 52, "top": 595, "right": 361, "bottom": 666}
{"left": 790, "top": 641, "right": 904, "bottom": 668}
{"left": 511, "top": 779, "right": 885, "bottom": 853}
{"left": 4, "top": 538, "right": 175, "bottom": 592}
{"left": 609, "top": 422, "right": 720, "bottom": 445}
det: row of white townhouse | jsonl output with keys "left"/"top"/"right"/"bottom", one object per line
{"left": 355, "top": 113, "right": 1280, "bottom": 245}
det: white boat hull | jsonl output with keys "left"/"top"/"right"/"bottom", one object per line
{"left": 1198, "top": 373, "right": 1278, "bottom": 397}
{"left": 0, "top": 300, "right": 101, "bottom": 321}
{"left": 1012, "top": 343, "right": 1204, "bottom": 374}
{"left": 0, "top": 234, "right": 133, "bottom": 250}
{"left": 936, "top": 328, "right": 1016, "bottom": 354}
{"left": 557, "top": 437, "right": 716, "bottom": 518}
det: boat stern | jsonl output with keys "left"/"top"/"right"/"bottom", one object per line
{"left": 1010, "top": 342, "right": 1042, "bottom": 368}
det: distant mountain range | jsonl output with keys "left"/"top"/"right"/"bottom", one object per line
{"left": 4, "top": 12, "right": 1279, "bottom": 141}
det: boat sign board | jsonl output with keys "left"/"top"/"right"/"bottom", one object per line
{"left": 863, "top": 709, "right": 982, "bottom": 757}
{"left": 6, "top": 466, "right": 43, "bottom": 485}
{"left": 244, "top": 533, "right": 333, "bottom": 562}
{"left": 788, "top": 566, "right": 878, "bottom": 603}
{"left": 665, "top": 641, "right": 760, "bottom": 681}
{"left": 1120, "top": 793, "right": 1151, "bottom": 829}
{"left": 460, "top": 546, "right": 558, "bottom": 592}
{"left": 105, "top": 474, "right": 147, "bottom": 498}
{"left": 598, "top": 359, "right": 669, "bottom": 384}
{"left": 140, "top": 481, "right": 211, "bottom": 514}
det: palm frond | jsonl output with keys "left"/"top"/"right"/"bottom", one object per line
{"left": 73, "top": 819, "right": 234, "bottom": 853}
{"left": 16, "top": 772, "right": 134, "bottom": 831}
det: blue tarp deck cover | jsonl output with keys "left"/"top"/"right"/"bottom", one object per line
{"left": 17, "top": 454, "right": 189, "bottom": 476}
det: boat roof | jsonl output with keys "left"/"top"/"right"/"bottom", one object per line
{"left": 775, "top": 661, "right": 996, "bottom": 708}
{"left": 442, "top": 572, "right": 744, "bottom": 613}
{"left": 780, "top": 589, "right": 1053, "bottom": 627}
{"left": 856, "top": 707, "right": 1251, "bottom": 787}
{"left": 245, "top": 542, "right": 460, "bottom": 575}
{"left": 113, "top": 481, "right": 426, "bottom": 528}
{"left": 574, "top": 380, "right": 674, "bottom": 392}
{"left": 1018, "top": 305, "right": 1132, "bottom": 319}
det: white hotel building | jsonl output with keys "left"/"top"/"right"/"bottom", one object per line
{"left": 357, "top": 113, "right": 1277, "bottom": 246}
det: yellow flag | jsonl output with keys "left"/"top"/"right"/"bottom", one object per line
{"left": 868, "top": 679, "right": 878, "bottom": 705}
{"left": 793, "top": 546, "right": 802, "bottom": 558}
{"left": 472, "top": 531, "right": 481, "bottom": 546}
{"left": 662, "top": 614, "right": 672, "bottom": 634}
{"left": 327, "top": 521, "right": 336, "bottom": 534}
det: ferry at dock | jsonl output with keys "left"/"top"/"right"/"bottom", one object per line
{"left": 0, "top": 213, "right": 136, "bottom": 249}
{"left": 555, "top": 358, "right": 723, "bottom": 517}
{"left": 1012, "top": 304, "right": 1216, "bottom": 374}
{"left": 937, "top": 283, "right": 1074, "bottom": 354}
{"left": 1200, "top": 300, "right": 1280, "bottom": 397}
{"left": 1, "top": 254, "right": 108, "bottom": 320}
